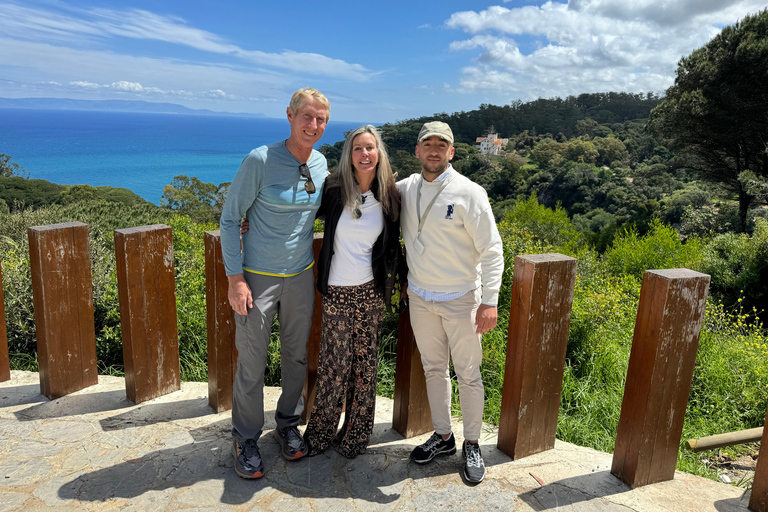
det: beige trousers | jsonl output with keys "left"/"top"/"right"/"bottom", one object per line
{"left": 408, "top": 288, "right": 484, "bottom": 440}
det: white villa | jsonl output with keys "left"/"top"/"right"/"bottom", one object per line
{"left": 476, "top": 131, "right": 509, "bottom": 155}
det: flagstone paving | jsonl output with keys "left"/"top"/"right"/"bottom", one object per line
{"left": 0, "top": 371, "right": 753, "bottom": 511}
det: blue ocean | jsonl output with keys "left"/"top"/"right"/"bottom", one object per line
{"left": 0, "top": 108, "right": 364, "bottom": 204}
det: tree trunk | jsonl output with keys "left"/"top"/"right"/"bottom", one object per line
{"left": 737, "top": 183, "right": 751, "bottom": 233}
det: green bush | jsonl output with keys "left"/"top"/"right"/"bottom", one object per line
{"left": 700, "top": 218, "right": 768, "bottom": 320}
{"left": 503, "top": 193, "right": 583, "bottom": 251}
{"left": 0, "top": 177, "right": 147, "bottom": 213}
{"left": 681, "top": 203, "right": 742, "bottom": 237}
{"left": 0, "top": 177, "right": 64, "bottom": 210}
{"left": 603, "top": 218, "right": 703, "bottom": 280}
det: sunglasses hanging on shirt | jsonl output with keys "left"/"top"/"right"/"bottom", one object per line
{"left": 299, "top": 163, "right": 316, "bottom": 194}
{"left": 353, "top": 194, "right": 367, "bottom": 219}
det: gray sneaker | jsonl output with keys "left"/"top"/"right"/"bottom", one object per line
{"left": 274, "top": 426, "right": 307, "bottom": 461}
{"left": 410, "top": 432, "right": 456, "bottom": 464}
{"left": 462, "top": 441, "right": 485, "bottom": 483}
{"left": 232, "top": 439, "right": 264, "bottom": 479}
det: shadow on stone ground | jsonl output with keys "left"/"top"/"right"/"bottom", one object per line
{"left": 1, "top": 372, "right": 751, "bottom": 511}
{"left": 516, "top": 471, "right": 630, "bottom": 510}
{"left": 56, "top": 417, "right": 473, "bottom": 507}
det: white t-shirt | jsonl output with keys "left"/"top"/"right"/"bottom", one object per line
{"left": 328, "top": 190, "right": 385, "bottom": 286}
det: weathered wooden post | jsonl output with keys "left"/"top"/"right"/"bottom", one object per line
{"left": 114, "top": 225, "right": 180, "bottom": 404}
{"left": 611, "top": 269, "right": 710, "bottom": 488}
{"left": 392, "top": 306, "right": 432, "bottom": 438}
{"left": 749, "top": 407, "right": 768, "bottom": 511}
{"left": 301, "top": 234, "right": 324, "bottom": 423}
{"left": 204, "top": 230, "right": 237, "bottom": 413}
{"left": 497, "top": 254, "right": 577, "bottom": 459}
{"left": 28, "top": 222, "right": 98, "bottom": 398}
{"left": 0, "top": 260, "right": 11, "bottom": 382}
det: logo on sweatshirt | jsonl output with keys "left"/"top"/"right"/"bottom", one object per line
{"left": 445, "top": 204, "right": 454, "bottom": 220}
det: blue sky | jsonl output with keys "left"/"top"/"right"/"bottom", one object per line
{"left": 0, "top": 0, "right": 765, "bottom": 123}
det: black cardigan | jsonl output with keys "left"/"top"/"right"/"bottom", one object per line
{"left": 315, "top": 174, "right": 405, "bottom": 307}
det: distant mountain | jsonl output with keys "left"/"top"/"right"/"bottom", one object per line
{"left": 0, "top": 97, "right": 268, "bottom": 118}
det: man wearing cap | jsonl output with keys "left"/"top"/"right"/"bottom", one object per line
{"left": 398, "top": 121, "right": 504, "bottom": 483}
{"left": 220, "top": 88, "right": 329, "bottom": 479}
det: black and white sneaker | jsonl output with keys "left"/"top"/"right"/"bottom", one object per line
{"left": 232, "top": 439, "right": 264, "bottom": 479}
{"left": 410, "top": 432, "right": 457, "bottom": 464}
{"left": 274, "top": 426, "right": 307, "bottom": 461}
{"left": 462, "top": 441, "right": 486, "bottom": 483}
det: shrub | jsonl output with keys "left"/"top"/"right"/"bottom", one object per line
{"left": 503, "top": 193, "right": 583, "bottom": 251}
{"left": 603, "top": 218, "right": 703, "bottom": 280}
{"left": 700, "top": 218, "right": 768, "bottom": 319}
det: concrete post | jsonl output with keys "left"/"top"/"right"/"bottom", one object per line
{"left": 749, "top": 407, "right": 768, "bottom": 511}
{"left": 611, "top": 269, "right": 710, "bottom": 488}
{"left": 114, "top": 224, "right": 180, "bottom": 404}
{"left": 498, "top": 253, "right": 577, "bottom": 459}
{"left": 28, "top": 222, "right": 98, "bottom": 399}
{"left": 392, "top": 306, "right": 432, "bottom": 438}
{"left": 204, "top": 230, "right": 237, "bottom": 413}
{"left": 0, "top": 260, "right": 10, "bottom": 382}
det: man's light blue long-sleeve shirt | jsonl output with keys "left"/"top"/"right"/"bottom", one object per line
{"left": 220, "top": 141, "right": 327, "bottom": 276}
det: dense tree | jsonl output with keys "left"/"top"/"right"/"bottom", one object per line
{"left": 318, "top": 140, "right": 343, "bottom": 170}
{"left": 594, "top": 137, "right": 629, "bottom": 167}
{"left": 648, "top": 9, "right": 768, "bottom": 231}
{"left": 564, "top": 139, "right": 598, "bottom": 164}
{"left": 161, "top": 175, "right": 228, "bottom": 223}
{"left": 530, "top": 140, "right": 565, "bottom": 169}
{"left": 0, "top": 176, "right": 64, "bottom": 210}
{"left": 60, "top": 184, "right": 147, "bottom": 206}
{"left": 0, "top": 154, "right": 28, "bottom": 178}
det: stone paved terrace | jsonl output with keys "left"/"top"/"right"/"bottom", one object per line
{"left": 0, "top": 371, "right": 755, "bottom": 511}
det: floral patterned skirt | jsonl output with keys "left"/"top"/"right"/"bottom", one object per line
{"left": 304, "top": 280, "right": 383, "bottom": 458}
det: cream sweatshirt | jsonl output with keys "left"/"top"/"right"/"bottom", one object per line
{"left": 398, "top": 167, "right": 504, "bottom": 305}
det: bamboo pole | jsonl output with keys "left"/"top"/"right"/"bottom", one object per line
{"left": 685, "top": 428, "right": 763, "bottom": 452}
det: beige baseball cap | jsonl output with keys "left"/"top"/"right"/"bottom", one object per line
{"left": 418, "top": 121, "right": 454, "bottom": 144}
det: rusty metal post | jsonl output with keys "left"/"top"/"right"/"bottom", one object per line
{"left": 301, "top": 233, "right": 324, "bottom": 423}
{"left": 204, "top": 230, "right": 237, "bottom": 413}
{"left": 497, "top": 253, "right": 577, "bottom": 459}
{"left": 749, "top": 407, "right": 768, "bottom": 511}
{"left": 392, "top": 306, "right": 432, "bottom": 438}
{"left": 611, "top": 269, "right": 710, "bottom": 488}
{"left": 28, "top": 222, "right": 98, "bottom": 398}
{"left": 0, "top": 259, "right": 11, "bottom": 382}
{"left": 114, "top": 225, "right": 180, "bottom": 404}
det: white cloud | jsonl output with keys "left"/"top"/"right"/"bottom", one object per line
{"left": 70, "top": 81, "right": 101, "bottom": 89}
{"left": 444, "top": 1, "right": 766, "bottom": 99}
{"left": 202, "top": 89, "right": 229, "bottom": 99}
{"left": 66, "top": 77, "right": 241, "bottom": 101}
{"left": 0, "top": 2, "right": 377, "bottom": 82}
{"left": 1, "top": 37, "right": 284, "bottom": 104}
{"left": 567, "top": 0, "right": 764, "bottom": 26}
{"left": 110, "top": 81, "right": 144, "bottom": 92}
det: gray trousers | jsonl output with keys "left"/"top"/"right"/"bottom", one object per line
{"left": 231, "top": 269, "right": 315, "bottom": 442}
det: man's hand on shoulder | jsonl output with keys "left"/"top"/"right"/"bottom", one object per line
{"left": 475, "top": 304, "right": 497, "bottom": 334}
{"left": 228, "top": 274, "right": 253, "bottom": 316}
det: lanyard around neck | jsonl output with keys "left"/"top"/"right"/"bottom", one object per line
{"left": 416, "top": 171, "right": 453, "bottom": 237}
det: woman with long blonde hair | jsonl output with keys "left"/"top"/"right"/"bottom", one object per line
{"left": 304, "top": 125, "right": 403, "bottom": 457}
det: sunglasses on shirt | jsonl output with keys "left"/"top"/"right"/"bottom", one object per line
{"left": 299, "top": 163, "right": 316, "bottom": 194}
